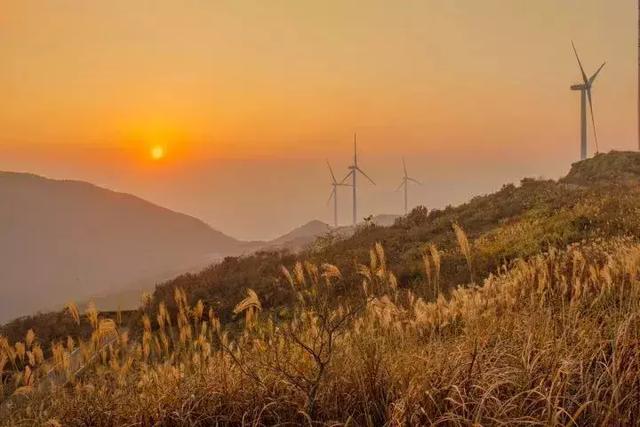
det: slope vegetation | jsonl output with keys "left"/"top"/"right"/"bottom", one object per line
{"left": 149, "top": 151, "right": 640, "bottom": 322}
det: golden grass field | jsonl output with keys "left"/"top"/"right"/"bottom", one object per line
{"left": 2, "top": 227, "right": 640, "bottom": 425}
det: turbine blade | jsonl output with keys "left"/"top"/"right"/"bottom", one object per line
{"left": 407, "top": 177, "right": 422, "bottom": 185}
{"left": 326, "top": 159, "right": 337, "bottom": 184}
{"left": 586, "top": 88, "right": 600, "bottom": 154}
{"left": 395, "top": 180, "right": 405, "bottom": 192}
{"left": 326, "top": 187, "right": 336, "bottom": 205}
{"left": 356, "top": 167, "right": 376, "bottom": 185}
{"left": 571, "top": 41, "right": 589, "bottom": 85}
{"left": 340, "top": 170, "right": 352, "bottom": 184}
{"left": 588, "top": 62, "right": 606, "bottom": 85}
{"left": 402, "top": 157, "right": 407, "bottom": 177}
{"left": 353, "top": 133, "right": 357, "bottom": 166}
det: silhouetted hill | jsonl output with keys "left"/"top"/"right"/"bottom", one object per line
{"left": 262, "top": 215, "right": 402, "bottom": 252}
{"left": 0, "top": 171, "right": 246, "bottom": 322}
{"left": 264, "top": 220, "right": 332, "bottom": 251}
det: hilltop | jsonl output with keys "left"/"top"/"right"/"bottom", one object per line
{"left": 561, "top": 150, "right": 640, "bottom": 185}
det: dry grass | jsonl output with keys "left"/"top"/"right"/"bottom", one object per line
{"left": 453, "top": 222, "right": 474, "bottom": 284}
{"left": 2, "top": 237, "right": 640, "bottom": 425}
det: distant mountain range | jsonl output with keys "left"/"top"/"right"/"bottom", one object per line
{"left": 263, "top": 220, "right": 332, "bottom": 251}
{"left": 261, "top": 214, "right": 401, "bottom": 252}
{"left": 0, "top": 172, "right": 253, "bottom": 322}
{"left": 0, "top": 171, "right": 399, "bottom": 323}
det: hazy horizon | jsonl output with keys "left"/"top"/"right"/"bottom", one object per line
{"left": 0, "top": 149, "right": 575, "bottom": 241}
{"left": 1, "top": 0, "right": 637, "bottom": 240}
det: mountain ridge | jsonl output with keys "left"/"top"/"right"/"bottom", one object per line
{"left": 0, "top": 170, "right": 397, "bottom": 320}
{"left": 0, "top": 170, "right": 246, "bottom": 322}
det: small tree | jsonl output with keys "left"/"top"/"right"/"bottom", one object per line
{"left": 271, "top": 261, "right": 364, "bottom": 418}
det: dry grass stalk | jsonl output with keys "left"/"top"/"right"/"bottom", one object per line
{"left": 453, "top": 222, "right": 474, "bottom": 283}
{"left": 233, "top": 289, "right": 262, "bottom": 328}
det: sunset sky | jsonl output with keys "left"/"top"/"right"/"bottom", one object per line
{"left": 0, "top": 0, "right": 636, "bottom": 240}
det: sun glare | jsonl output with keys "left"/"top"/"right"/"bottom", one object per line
{"left": 150, "top": 145, "right": 165, "bottom": 160}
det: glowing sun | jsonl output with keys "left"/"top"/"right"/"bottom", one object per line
{"left": 150, "top": 145, "right": 165, "bottom": 160}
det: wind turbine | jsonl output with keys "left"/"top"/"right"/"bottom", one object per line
{"left": 342, "top": 133, "right": 375, "bottom": 225}
{"left": 326, "top": 160, "right": 350, "bottom": 227}
{"left": 396, "top": 158, "right": 422, "bottom": 215}
{"left": 570, "top": 41, "right": 605, "bottom": 161}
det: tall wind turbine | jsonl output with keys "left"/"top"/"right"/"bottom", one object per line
{"left": 570, "top": 41, "right": 605, "bottom": 161}
{"left": 396, "top": 158, "right": 422, "bottom": 215}
{"left": 343, "top": 133, "right": 375, "bottom": 225}
{"left": 326, "top": 160, "right": 350, "bottom": 227}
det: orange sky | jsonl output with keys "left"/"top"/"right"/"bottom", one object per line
{"left": 0, "top": 1, "right": 637, "bottom": 239}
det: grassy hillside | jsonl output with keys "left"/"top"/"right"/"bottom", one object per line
{"left": 149, "top": 151, "right": 640, "bottom": 323}
{"left": 2, "top": 229, "right": 640, "bottom": 424}
{"left": 3, "top": 151, "right": 640, "bottom": 425}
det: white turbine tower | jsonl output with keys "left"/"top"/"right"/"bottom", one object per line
{"left": 343, "top": 133, "right": 375, "bottom": 225}
{"left": 570, "top": 41, "right": 605, "bottom": 161}
{"left": 396, "top": 158, "right": 422, "bottom": 215}
{"left": 326, "top": 160, "right": 350, "bottom": 227}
